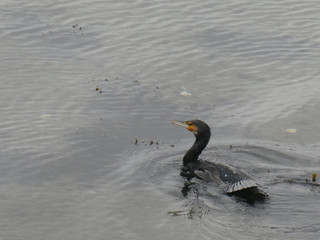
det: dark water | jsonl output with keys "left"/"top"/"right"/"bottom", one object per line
{"left": 1, "top": 1, "right": 320, "bottom": 239}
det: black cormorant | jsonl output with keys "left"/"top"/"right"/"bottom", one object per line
{"left": 171, "top": 119, "right": 268, "bottom": 203}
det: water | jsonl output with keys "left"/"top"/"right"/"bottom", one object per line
{"left": 1, "top": 0, "right": 320, "bottom": 239}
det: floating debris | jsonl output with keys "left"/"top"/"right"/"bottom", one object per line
{"left": 95, "top": 86, "right": 104, "bottom": 94}
{"left": 133, "top": 138, "right": 161, "bottom": 146}
{"left": 41, "top": 114, "right": 52, "bottom": 119}
{"left": 305, "top": 173, "right": 318, "bottom": 183}
{"left": 313, "top": 173, "right": 317, "bottom": 182}
{"left": 285, "top": 128, "right": 297, "bottom": 134}
{"left": 72, "top": 24, "right": 82, "bottom": 30}
{"left": 180, "top": 91, "right": 192, "bottom": 97}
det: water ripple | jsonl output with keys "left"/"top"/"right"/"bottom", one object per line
{"left": 1, "top": 0, "right": 320, "bottom": 239}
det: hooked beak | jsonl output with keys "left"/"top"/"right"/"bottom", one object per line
{"left": 170, "top": 120, "right": 195, "bottom": 132}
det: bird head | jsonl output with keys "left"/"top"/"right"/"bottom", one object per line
{"left": 170, "top": 119, "right": 210, "bottom": 136}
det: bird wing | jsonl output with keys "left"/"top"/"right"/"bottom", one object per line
{"left": 225, "top": 179, "right": 257, "bottom": 193}
{"left": 197, "top": 160, "right": 258, "bottom": 193}
{"left": 194, "top": 167, "right": 222, "bottom": 185}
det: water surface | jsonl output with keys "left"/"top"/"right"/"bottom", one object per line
{"left": 1, "top": 0, "right": 320, "bottom": 239}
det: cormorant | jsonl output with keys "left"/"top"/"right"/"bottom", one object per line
{"left": 171, "top": 119, "right": 268, "bottom": 203}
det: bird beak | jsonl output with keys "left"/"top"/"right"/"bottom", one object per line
{"left": 170, "top": 120, "right": 189, "bottom": 128}
{"left": 170, "top": 120, "right": 194, "bottom": 132}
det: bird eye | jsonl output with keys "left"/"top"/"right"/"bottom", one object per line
{"left": 186, "top": 121, "right": 193, "bottom": 126}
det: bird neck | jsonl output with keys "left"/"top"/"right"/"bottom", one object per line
{"left": 183, "top": 132, "right": 210, "bottom": 167}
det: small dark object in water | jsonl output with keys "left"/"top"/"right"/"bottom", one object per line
{"left": 312, "top": 173, "right": 317, "bottom": 182}
{"left": 150, "top": 140, "right": 154, "bottom": 145}
{"left": 171, "top": 119, "right": 268, "bottom": 204}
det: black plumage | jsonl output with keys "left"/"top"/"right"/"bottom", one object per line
{"left": 171, "top": 119, "right": 267, "bottom": 203}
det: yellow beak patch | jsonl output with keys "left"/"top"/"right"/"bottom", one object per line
{"left": 187, "top": 125, "right": 194, "bottom": 132}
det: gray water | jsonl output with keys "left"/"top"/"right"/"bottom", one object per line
{"left": 1, "top": 0, "right": 320, "bottom": 239}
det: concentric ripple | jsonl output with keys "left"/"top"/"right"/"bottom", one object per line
{"left": 125, "top": 140, "right": 320, "bottom": 239}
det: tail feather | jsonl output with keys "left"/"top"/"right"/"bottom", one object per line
{"left": 226, "top": 179, "right": 257, "bottom": 193}
{"left": 228, "top": 186, "right": 268, "bottom": 204}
